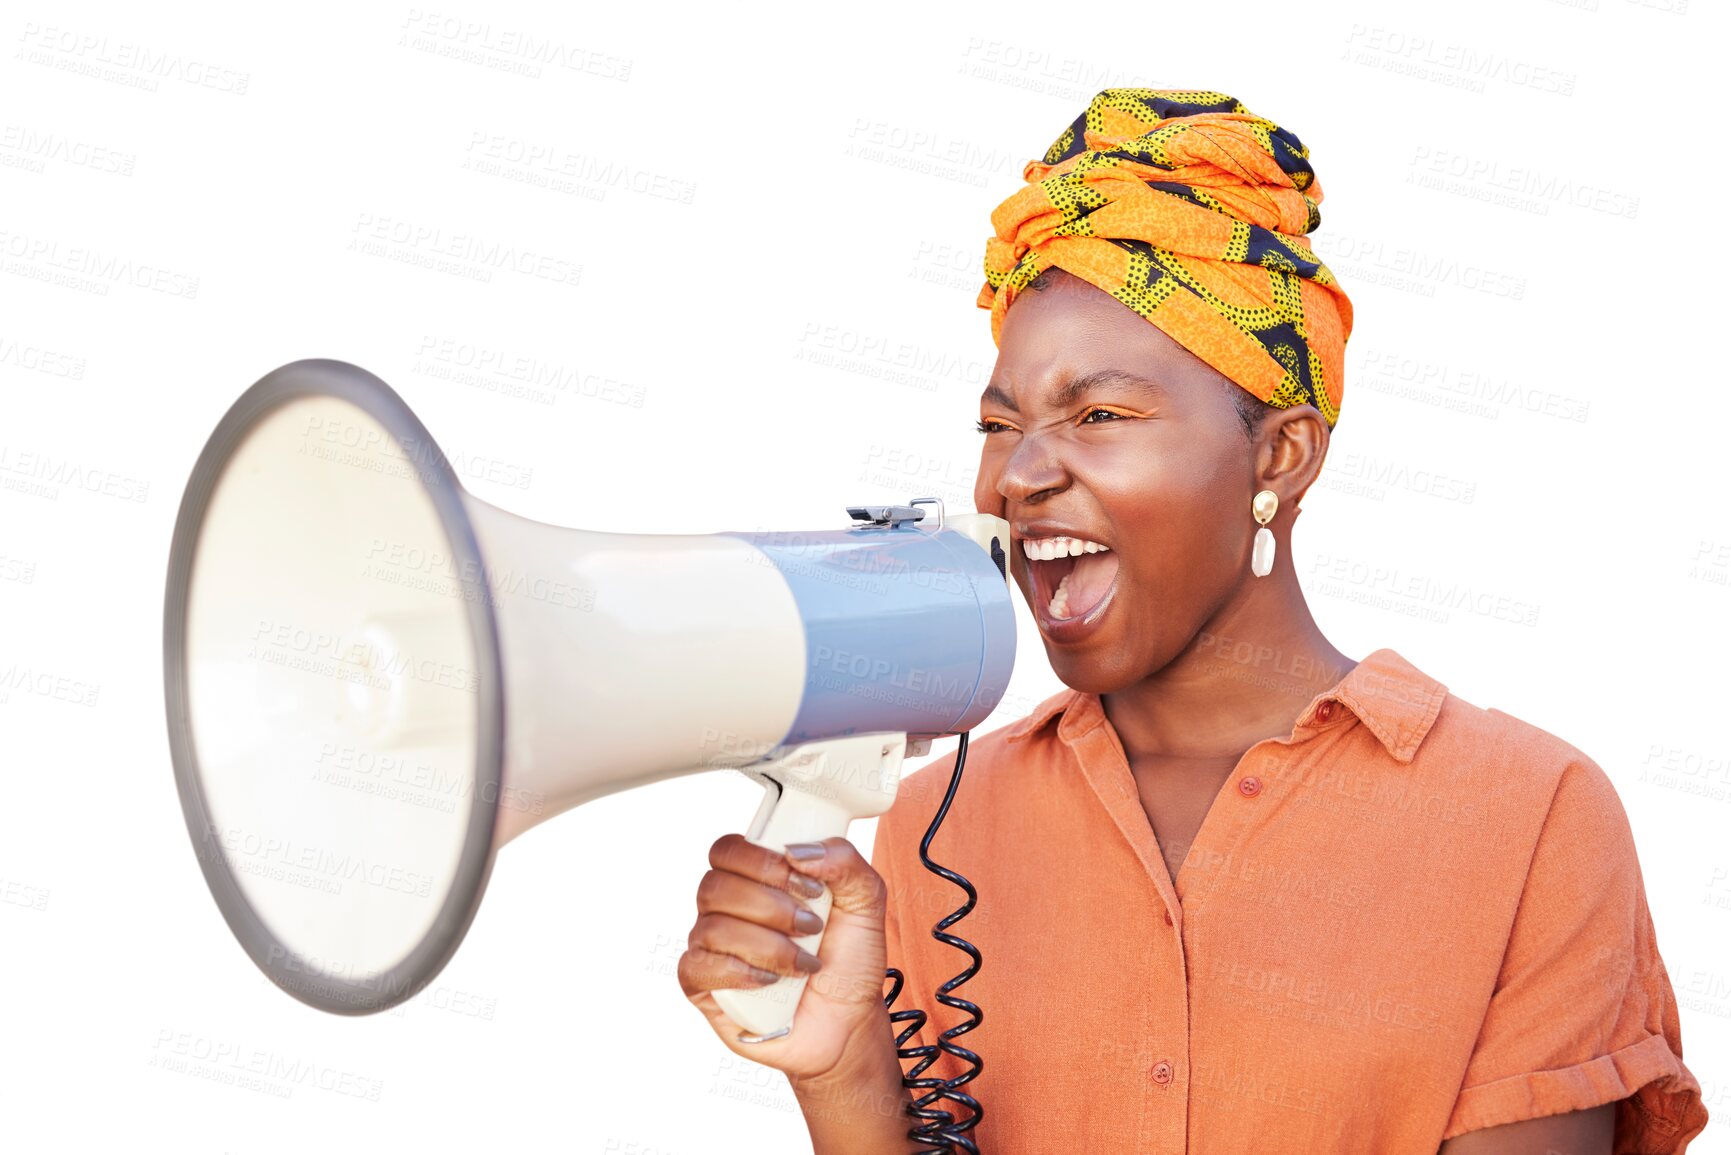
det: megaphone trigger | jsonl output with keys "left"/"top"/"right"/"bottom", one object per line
{"left": 714, "top": 733, "right": 908, "bottom": 1042}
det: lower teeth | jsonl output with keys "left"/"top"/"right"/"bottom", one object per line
{"left": 1048, "top": 572, "right": 1072, "bottom": 618}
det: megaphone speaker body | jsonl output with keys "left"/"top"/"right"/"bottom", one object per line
{"left": 164, "top": 360, "right": 1014, "bottom": 1036}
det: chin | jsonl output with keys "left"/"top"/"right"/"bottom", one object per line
{"left": 1043, "top": 642, "right": 1141, "bottom": 696}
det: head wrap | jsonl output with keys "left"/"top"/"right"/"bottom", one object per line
{"left": 978, "top": 89, "right": 1354, "bottom": 426}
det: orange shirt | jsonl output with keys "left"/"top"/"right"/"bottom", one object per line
{"left": 871, "top": 647, "right": 1708, "bottom": 1153}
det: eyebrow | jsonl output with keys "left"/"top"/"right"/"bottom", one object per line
{"left": 980, "top": 369, "right": 1166, "bottom": 413}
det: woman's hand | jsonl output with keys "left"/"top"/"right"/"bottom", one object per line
{"left": 678, "top": 834, "right": 894, "bottom": 1083}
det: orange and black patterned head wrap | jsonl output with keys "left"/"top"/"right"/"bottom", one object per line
{"left": 979, "top": 89, "right": 1355, "bottom": 427}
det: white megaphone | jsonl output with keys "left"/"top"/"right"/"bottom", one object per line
{"left": 163, "top": 359, "right": 1015, "bottom": 1043}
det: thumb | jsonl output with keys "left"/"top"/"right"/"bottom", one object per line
{"left": 782, "top": 837, "right": 885, "bottom": 922}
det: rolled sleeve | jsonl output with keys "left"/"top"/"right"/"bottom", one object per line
{"left": 1442, "top": 755, "right": 1708, "bottom": 1150}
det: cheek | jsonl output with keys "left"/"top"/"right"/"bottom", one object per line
{"left": 1082, "top": 436, "right": 1244, "bottom": 580}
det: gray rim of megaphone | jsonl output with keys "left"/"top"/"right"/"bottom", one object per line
{"left": 162, "top": 358, "right": 505, "bottom": 1016}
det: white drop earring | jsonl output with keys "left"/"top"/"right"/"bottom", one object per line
{"left": 1251, "top": 490, "right": 1278, "bottom": 577}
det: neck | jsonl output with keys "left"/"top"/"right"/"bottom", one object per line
{"left": 1101, "top": 565, "right": 1356, "bottom": 762}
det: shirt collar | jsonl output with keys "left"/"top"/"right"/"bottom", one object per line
{"left": 1002, "top": 647, "right": 1448, "bottom": 764}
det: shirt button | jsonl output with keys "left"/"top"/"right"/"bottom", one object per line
{"left": 1237, "top": 775, "right": 1262, "bottom": 797}
{"left": 1316, "top": 700, "right": 1336, "bottom": 722}
{"left": 1151, "top": 1060, "right": 1174, "bottom": 1085}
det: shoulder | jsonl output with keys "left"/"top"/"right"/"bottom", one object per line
{"left": 1328, "top": 646, "right": 1640, "bottom": 889}
{"left": 1421, "top": 688, "right": 1639, "bottom": 868}
{"left": 1427, "top": 688, "right": 1627, "bottom": 813}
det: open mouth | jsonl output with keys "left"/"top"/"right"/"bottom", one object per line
{"left": 1024, "top": 544, "right": 1121, "bottom": 622}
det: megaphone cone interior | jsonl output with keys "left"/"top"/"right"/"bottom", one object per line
{"left": 164, "top": 359, "right": 1014, "bottom": 1030}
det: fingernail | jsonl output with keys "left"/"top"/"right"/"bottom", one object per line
{"left": 748, "top": 966, "right": 780, "bottom": 985}
{"left": 788, "top": 872, "right": 825, "bottom": 899}
{"left": 794, "top": 948, "right": 822, "bottom": 974}
{"left": 784, "top": 842, "right": 826, "bottom": 862}
{"left": 793, "top": 908, "right": 823, "bottom": 934}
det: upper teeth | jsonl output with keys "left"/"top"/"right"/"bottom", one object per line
{"left": 1022, "top": 536, "right": 1110, "bottom": 561}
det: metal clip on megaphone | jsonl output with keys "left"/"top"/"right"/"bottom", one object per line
{"left": 162, "top": 360, "right": 1016, "bottom": 1046}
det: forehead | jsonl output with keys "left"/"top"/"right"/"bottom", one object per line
{"left": 981, "top": 273, "right": 1229, "bottom": 411}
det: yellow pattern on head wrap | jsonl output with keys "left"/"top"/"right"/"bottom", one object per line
{"left": 979, "top": 89, "right": 1355, "bottom": 427}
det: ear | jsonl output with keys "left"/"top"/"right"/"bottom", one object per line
{"left": 1253, "top": 405, "right": 1330, "bottom": 518}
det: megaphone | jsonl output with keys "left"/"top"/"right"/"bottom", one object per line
{"left": 162, "top": 359, "right": 1015, "bottom": 1042}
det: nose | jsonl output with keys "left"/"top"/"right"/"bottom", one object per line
{"left": 988, "top": 430, "right": 1069, "bottom": 509}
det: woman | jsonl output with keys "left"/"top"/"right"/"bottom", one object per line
{"left": 677, "top": 90, "right": 1708, "bottom": 1153}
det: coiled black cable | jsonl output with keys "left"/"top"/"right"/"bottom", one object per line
{"left": 883, "top": 729, "right": 984, "bottom": 1153}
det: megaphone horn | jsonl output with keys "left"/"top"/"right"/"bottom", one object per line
{"left": 163, "top": 359, "right": 1015, "bottom": 1041}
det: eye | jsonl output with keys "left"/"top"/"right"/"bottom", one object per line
{"left": 1079, "top": 407, "right": 1127, "bottom": 424}
{"left": 975, "top": 418, "right": 1014, "bottom": 434}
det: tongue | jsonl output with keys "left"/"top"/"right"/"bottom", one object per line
{"left": 1060, "top": 551, "right": 1119, "bottom": 618}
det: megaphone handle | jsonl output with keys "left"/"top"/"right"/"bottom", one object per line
{"left": 711, "top": 780, "right": 856, "bottom": 1042}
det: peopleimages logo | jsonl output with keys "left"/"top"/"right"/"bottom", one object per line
{"left": 200, "top": 824, "right": 436, "bottom": 899}
{"left": 347, "top": 212, "right": 582, "bottom": 289}
{"left": 0, "top": 444, "right": 149, "bottom": 502}
{"left": 0, "top": 229, "right": 197, "bottom": 298}
{"left": 0, "top": 663, "right": 101, "bottom": 707}
{"left": 149, "top": 1029, "right": 384, "bottom": 1102}
{"left": 15, "top": 23, "right": 251, "bottom": 95}
{"left": 301, "top": 411, "right": 536, "bottom": 492}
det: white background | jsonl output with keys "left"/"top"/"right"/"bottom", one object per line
{"left": 2, "top": 0, "right": 1726, "bottom": 1151}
